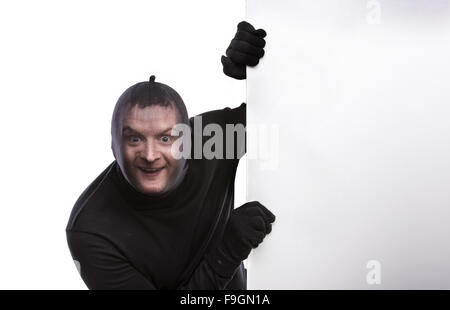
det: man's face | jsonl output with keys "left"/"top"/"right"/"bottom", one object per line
{"left": 119, "top": 104, "right": 184, "bottom": 196}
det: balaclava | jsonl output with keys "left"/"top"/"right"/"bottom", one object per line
{"left": 110, "top": 75, "right": 190, "bottom": 197}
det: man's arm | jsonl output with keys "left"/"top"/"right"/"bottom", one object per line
{"left": 66, "top": 230, "right": 240, "bottom": 290}
{"left": 189, "top": 103, "right": 246, "bottom": 162}
{"left": 219, "top": 21, "right": 266, "bottom": 158}
{"left": 66, "top": 202, "right": 274, "bottom": 290}
{"left": 67, "top": 230, "right": 157, "bottom": 289}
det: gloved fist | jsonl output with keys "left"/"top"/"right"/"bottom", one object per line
{"left": 223, "top": 201, "right": 275, "bottom": 261}
{"left": 206, "top": 201, "right": 275, "bottom": 277}
{"left": 221, "top": 21, "right": 267, "bottom": 80}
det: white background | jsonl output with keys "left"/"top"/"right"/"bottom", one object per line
{"left": 0, "top": 0, "right": 247, "bottom": 289}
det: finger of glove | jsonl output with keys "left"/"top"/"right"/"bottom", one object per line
{"left": 237, "top": 203, "right": 265, "bottom": 216}
{"left": 226, "top": 47, "right": 259, "bottom": 66}
{"left": 240, "top": 230, "right": 264, "bottom": 249}
{"left": 229, "top": 38, "right": 265, "bottom": 58}
{"left": 253, "top": 28, "right": 267, "bottom": 38}
{"left": 266, "top": 223, "right": 272, "bottom": 234}
{"left": 246, "top": 212, "right": 271, "bottom": 235}
{"left": 237, "top": 204, "right": 268, "bottom": 220}
{"left": 249, "top": 231, "right": 266, "bottom": 248}
{"left": 237, "top": 21, "right": 256, "bottom": 32}
{"left": 221, "top": 235, "right": 251, "bottom": 262}
{"left": 239, "top": 246, "right": 252, "bottom": 261}
{"left": 235, "top": 30, "right": 266, "bottom": 48}
{"left": 238, "top": 203, "right": 275, "bottom": 226}
{"left": 247, "top": 215, "right": 268, "bottom": 234}
{"left": 252, "top": 201, "right": 276, "bottom": 223}
{"left": 221, "top": 55, "right": 246, "bottom": 80}
{"left": 238, "top": 21, "right": 267, "bottom": 39}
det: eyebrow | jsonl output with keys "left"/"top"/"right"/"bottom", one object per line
{"left": 122, "top": 126, "right": 174, "bottom": 135}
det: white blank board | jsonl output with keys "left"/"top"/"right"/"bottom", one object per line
{"left": 246, "top": 0, "right": 450, "bottom": 289}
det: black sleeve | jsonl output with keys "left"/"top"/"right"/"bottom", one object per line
{"left": 194, "top": 102, "right": 246, "bottom": 127}
{"left": 190, "top": 103, "right": 246, "bottom": 161}
{"left": 67, "top": 230, "right": 242, "bottom": 290}
{"left": 67, "top": 230, "right": 157, "bottom": 289}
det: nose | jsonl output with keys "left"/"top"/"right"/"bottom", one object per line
{"left": 141, "top": 140, "right": 161, "bottom": 162}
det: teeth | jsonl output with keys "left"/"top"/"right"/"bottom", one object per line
{"left": 142, "top": 168, "right": 161, "bottom": 173}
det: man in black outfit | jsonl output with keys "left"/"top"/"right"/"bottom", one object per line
{"left": 66, "top": 21, "right": 275, "bottom": 290}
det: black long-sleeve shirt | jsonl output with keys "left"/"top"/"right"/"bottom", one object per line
{"left": 66, "top": 103, "right": 246, "bottom": 289}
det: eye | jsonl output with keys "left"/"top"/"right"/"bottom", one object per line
{"left": 128, "top": 136, "right": 141, "bottom": 143}
{"left": 160, "top": 136, "right": 171, "bottom": 143}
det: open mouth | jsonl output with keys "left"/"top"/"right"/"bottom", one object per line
{"left": 138, "top": 167, "right": 165, "bottom": 177}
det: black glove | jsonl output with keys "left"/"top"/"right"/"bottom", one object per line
{"left": 221, "top": 21, "right": 267, "bottom": 80}
{"left": 206, "top": 201, "right": 276, "bottom": 277}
